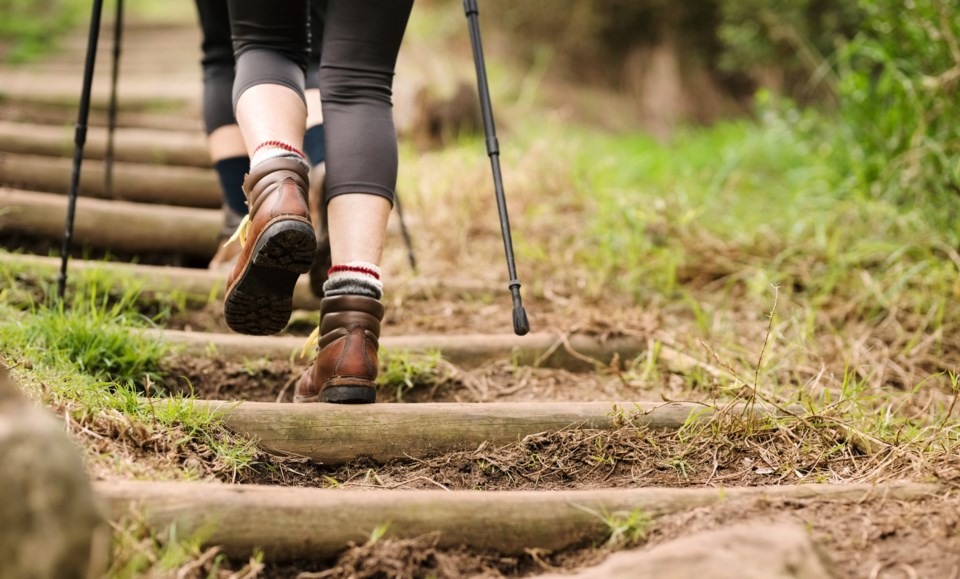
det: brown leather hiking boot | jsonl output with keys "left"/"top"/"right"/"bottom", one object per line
{"left": 223, "top": 157, "right": 316, "bottom": 335}
{"left": 295, "top": 295, "right": 384, "bottom": 404}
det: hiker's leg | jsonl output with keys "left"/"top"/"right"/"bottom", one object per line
{"left": 320, "top": 0, "right": 413, "bottom": 270}
{"left": 222, "top": 0, "right": 316, "bottom": 336}
{"left": 295, "top": 0, "right": 413, "bottom": 404}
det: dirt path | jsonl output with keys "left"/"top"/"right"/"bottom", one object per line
{"left": 1, "top": 3, "right": 957, "bottom": 578}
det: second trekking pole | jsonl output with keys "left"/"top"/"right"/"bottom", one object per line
{"left": 104, "top": 0, "right": 124, "bottom": 197}
{"left": 58, "top": 0, "right": 105, "bottom": 301}
{"left": 463, "top": 0, "right": 530, "bottom": 336}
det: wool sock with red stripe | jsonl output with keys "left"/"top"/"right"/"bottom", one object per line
{"left": 251, "top": 140, "right": 311, "bottom": 173}
{"left": 322, "top": 262, "right": 383, "bottom": 300}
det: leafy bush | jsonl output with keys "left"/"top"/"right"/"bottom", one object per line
{"left": 718, "top": 0, "right": 862, "bottom": 101}
{"left": 831, "top": 0, "right": 960, "bottom": 209}
{"left": 488, "top": 0, "right": 959, "bottom": 213}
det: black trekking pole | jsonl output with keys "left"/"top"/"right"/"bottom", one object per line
{"left": 103, "top": 0, "right": 124, "bottom": 197}
{"left": 463, "top": 0, "right": 529, "bottom": 336}
{"left": 393, "top": 191, "right": 417, "bottom": 272}
{"left": 57, "top": 0, "right": 105, "bottom": 300}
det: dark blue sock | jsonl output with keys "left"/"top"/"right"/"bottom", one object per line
{"left": 215, "top": 156, "right": 250, "bottom": 216}
{"left": 304, "top": 123, "right": 326, "bottom": 167}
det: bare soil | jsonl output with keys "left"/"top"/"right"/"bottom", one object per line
{"left": 160, "top": 354, "right": 626, "bottom": 404}
{"left": 648, "top": 493, "right": 960, "bottom": 579}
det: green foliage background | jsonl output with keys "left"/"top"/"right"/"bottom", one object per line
{"left": 0, "top": 0, "right": 85, "bottom": 62}
{"left": 833, "top": 0, "right": 960, "bottom": 208}
{"left": 488, "top": 0, "right": 960, "bottom": 211}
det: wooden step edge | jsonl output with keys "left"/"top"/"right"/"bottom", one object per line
{"left": 0, "top": 86, "right": 194, "bottom": 113}
{"left": 150, "top": 328, "right": 647, "bottom": 372}
{"left": 0, "top": 188, "right": 220, "bottom": 256}
{"left": 187, "top": 399, "right": 802, "bottom": 465}
{"left": 0, "top": 252, "right": 497, "bottom": 308}
{"left": 0, "top": 121, "right": 209, "bottom": 167}
{"left": 0, "top": 186, "right": 412, "bottom": 259}
{"left": 94, "top": 480, "right": 940, "bottom": 560}
{"left": 0, "top": 153, "right": 220, "bottom": 207}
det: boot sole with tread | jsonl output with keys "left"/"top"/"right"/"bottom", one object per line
{"left": 224, "top": 218, "right": 316, "bottom": 336}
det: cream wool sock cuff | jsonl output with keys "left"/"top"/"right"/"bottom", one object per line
{"left": 250, "top": 140, "right": 310, "bottom": 173}
{"left": 322, "top": 262, "right": 383, "bottom": 299}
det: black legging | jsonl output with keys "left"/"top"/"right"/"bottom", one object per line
{"left": 193, "top": 0, "right": 325, "bottom": 135}
{"left": 227, "top": 0, "right": 413, "bottom": 205}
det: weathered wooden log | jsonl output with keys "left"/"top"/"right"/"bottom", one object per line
{"left": 0, "top": 74, "right": 197, "bottom": 113}
{"left": 95, "top": 480, "right": 939, "bottom": 561}
{"left": 189, "top": 400, "right": 784, "bottom": 464}
{"left": 0, "top": 153, "right": 221, "bottom": 207}
{"left": 542, "top": 523, "right": 838, "bottom": 579}
{"left": 0, "top": 122, "right": 209, "bottom": 167}
{"left": 153, "top": 328, "right": 648, "bottom": 371}
{"left": 0, "top": 188, "right": 405, "bottom": 258}
{"left": 0, "top": 188, "right": 221, "bottom": 256}
{"left": 0, "top": 253, "right": 496, "bottom": 309}
{"left": 0, "top": 102, "right": 204, "bottom": 133}
{"left": 0, "top": 367, "right": 108, "bottom": 578}
{"left": 0, "top": 252, "right": 226, "bottom": 303}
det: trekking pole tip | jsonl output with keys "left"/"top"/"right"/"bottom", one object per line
{"left": 512, "top": 305, "right": 530, "bottom": 336}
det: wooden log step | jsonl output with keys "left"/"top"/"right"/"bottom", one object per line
{"left": 0, "top": 76, "right": 197, "bottom": 112}
{"left": 0, "top": 103, "right": 204, "bottom": 133}
{"left": 153, "top": 328, "right": 646, "bottom": 371}
{"left": 191, "top": 400, "right": 794, "bottom": 464}
{"left": 96, "top": 480, "right": 939, "bottom": 561}
{"left": 1, "top": 252, "right": 229, "bottom": 302}
{"left": 0, "top": 188, "right": 409, "bottom": 260}
{"left": 0, "top": 253, "right": 494, "bottom": 309}
{"left": 0, "top": 122, "right": 209, "bottom": 167}
{"left": 0, "top": 188, "right": 221, "bottom": 257}
{"left": 0, "top": 154, "right": 220, "bottom": 207}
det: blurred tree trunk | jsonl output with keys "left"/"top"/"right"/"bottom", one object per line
{"left": 620, "top": 4, "right": 745, "bottom": 137}
{"left": 487, "top": 0, "right": 752, "bottom": 135}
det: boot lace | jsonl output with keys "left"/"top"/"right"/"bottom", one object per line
{"left": 225, "top": 214, "right": 251, "bottom": 247}
{"left": 301, "top": 326, "right": 320, "bottom": 359}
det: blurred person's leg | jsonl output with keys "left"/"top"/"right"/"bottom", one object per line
{"left": 195, "top": 0, "right": 328, "bottom": 272}
{"left": 194, "top": 0, "right": 248, "bottom": 270}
